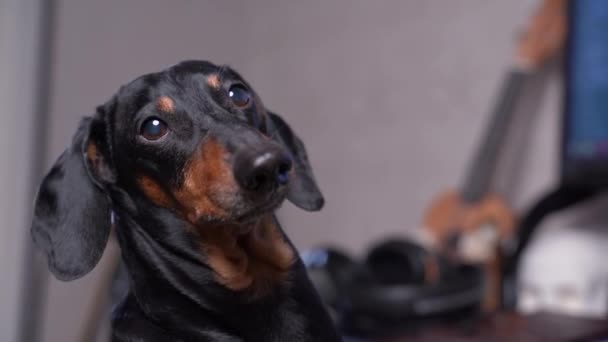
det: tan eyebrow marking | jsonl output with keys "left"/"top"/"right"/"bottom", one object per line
{"left": 156, "top": 96, "right": 174, "bottom": 113}
{"left": 206, "top": 74, "right": 221, "bottom": 89}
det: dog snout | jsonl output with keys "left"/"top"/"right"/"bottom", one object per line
{"left": 234, "top": 147, "right": 292, "bottom": 194}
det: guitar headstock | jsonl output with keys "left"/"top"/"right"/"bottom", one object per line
{"left": 515, "top": 0, "right": 567, "bottom": 70}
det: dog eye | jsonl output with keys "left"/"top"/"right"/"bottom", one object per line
{"left": 228, "top": 85, "right": 251, "bottom": 107}
{"left": 140, "top": 117, "right": 168, "bottom": 141}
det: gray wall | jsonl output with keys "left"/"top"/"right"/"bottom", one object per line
{"left": 0, "top": 0, "right": 45, "bottom": 341}
{"left": 41, "top": 0, "right": 560, "bottom": 341}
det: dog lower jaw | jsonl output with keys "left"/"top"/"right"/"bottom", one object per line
{"left": 193, "top": 200, "right": 283, "bottom": 229}
{"left": 198, "top": 201, "right": 282, "bottom": 237}
{"left": 232, "top": 191, "right": 287, "bottom": 224}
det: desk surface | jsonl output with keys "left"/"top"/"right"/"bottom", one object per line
{"left": 380, "top": 312, "right": 608, "bottom": 342}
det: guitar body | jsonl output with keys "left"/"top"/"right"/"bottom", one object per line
{"left": 423, "top": 190, "right": 515, "bottom": 260}
{"left": 423, "top": 190, "right": 515, "bottom": 311}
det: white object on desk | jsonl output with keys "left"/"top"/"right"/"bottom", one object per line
{"left": 518, "top": 194, "right": 608, "bottom": 318}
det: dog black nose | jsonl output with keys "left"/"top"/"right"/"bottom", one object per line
{"left": 234, "top": 149, "right": 292, "bottom": 193}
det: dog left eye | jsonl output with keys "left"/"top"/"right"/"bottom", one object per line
{"left": 140, "top": 117, "right": 168, "bottom": 141}
{"left": 228, "top": 85, "right": 251, "bottom": 107}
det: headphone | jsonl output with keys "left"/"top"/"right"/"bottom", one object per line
{"left": 303, "top": 238, "right": 484, "bottom": 337}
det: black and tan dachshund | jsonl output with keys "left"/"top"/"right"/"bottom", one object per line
{"left": 31, "top": 60, "right": 341, "bottom": 341}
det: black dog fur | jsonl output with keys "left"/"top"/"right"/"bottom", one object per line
{"left": 31, "top": 60, "right": 341, "bottom": 341}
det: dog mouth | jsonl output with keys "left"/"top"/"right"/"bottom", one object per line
{"left": 233, "top": 189, "right": 288, "bottom": 224}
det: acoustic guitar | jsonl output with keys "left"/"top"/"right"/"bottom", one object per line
{"left": 422, "top": 0, "right": 567, "bottom": 312}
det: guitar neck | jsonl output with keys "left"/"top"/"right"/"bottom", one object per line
{"left": 460, "top": 69, "right": 529, "bottom": 203}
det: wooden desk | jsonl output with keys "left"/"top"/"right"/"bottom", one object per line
{"left": 379, "top": 312, "right": 608, "bottom": 342}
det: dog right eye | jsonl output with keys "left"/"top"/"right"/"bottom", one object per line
{"left": 140, "top": 117, "right": 168, "bottom": 141}
{"left": 228, "top": 84, "right": 251, "bottom": 108}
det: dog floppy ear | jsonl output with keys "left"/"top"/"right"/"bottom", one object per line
{"left": 31, "top": 109, "right": 115, "bottom": 281}
{"left": 265, "top": 111, "right": 324, "bottom": 211}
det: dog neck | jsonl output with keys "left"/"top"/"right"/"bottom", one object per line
{"left": 194, "top": 214, "right": 295, "bottom": 296}
{"left": 111, "top": 204, "right": 337, "bottom": 341}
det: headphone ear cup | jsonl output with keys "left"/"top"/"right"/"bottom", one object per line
{"left": 365, "top": 239, "right": 439, "bottom": 286}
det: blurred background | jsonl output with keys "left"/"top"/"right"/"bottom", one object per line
{"left": 2, "top": 0, "right": 602, "bottom": 341}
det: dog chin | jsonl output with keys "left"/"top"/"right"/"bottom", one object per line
{"left": 233, "top": 194, "right": 286, "bottom": 224}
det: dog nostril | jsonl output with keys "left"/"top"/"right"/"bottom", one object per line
{"left": 247, "top": 172, "right": 269, "bottom": 191}
{"left": 277, "top": 160, "right": 292, "bottom": 185}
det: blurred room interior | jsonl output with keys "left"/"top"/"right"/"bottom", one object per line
{"left": 3, "top": 0, "right": 608, "bottom": 341}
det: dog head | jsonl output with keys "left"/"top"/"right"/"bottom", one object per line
{"left": 31, "top": 60, "right": 323, "bottom": 282}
